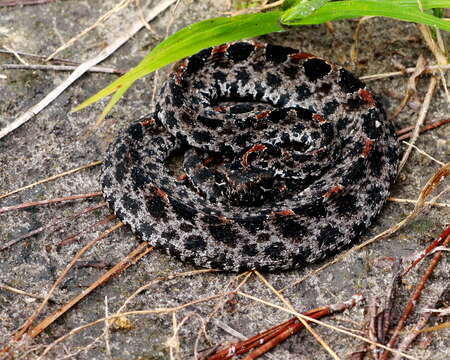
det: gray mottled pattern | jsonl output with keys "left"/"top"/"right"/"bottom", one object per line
{"left": 101, "top": 41, "right": 399, "bottom": 272}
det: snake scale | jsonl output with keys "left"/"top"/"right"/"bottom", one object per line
{"left": 101, "top": 41, "right": 399, "bottom": 272}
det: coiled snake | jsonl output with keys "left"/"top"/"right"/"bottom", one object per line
{"left": 101, "top": 41, "right": 399, "bottom": 272}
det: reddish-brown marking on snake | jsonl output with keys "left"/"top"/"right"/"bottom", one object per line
{"left": 255, "top": 111, "right": 271, "bottom": 119}
{"left": 153, "top": 186, "right": 169, "bottom": 202}
{"left": 212, "top": 44, "right": 229, "bottom": 54}
{"left": 358, "top": 89, "right": 376, "bottom": 106}
{"left": 362, "top": 139, "right": 374, "bottom": 158}
{"left": 270, "top": 209, "right": 296, "bottom": 217}
{"left": 141, "top": 119, "right": 155, "bottom": 127}
{"left": 214, "top": 106, "right": 227, "bottom": 112}
{"left": 176, "top": 173, "right": 187, "bottom": 182}
{"left": 323, "top": 185, "right": 344, "bottom": 199}
{"left": 218, "top": 216, "right": 232, "bottom": 223}
{"left": 313, "top": 114, "right": 326, "bottom": 123}
{"left": 174, "top": 61, "right": 187, "bottom": 85}
{"left": 241, "top": 144, "right": 267, "bottom": 167}
{"left": 289, "top": 52, "right": 314, "bottom": 62}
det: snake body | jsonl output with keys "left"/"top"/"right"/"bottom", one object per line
{"left": 101, "top": 41, "right": 399, "bottom": 271}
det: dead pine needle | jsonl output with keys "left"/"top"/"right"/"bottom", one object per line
{"left": 205, "top": 294, "right": 364, "bottom": 360}
{"left": 0, "top": 202, "right": 107, "bottom": 252}
{"left": 254, "top": 271, "right": 340, "bottom": 360}
{"left": 380, "top": 228, "right": 450, "bottom": 360}
{"left": 36, "top": 292, "right": 234, "bottom": 360}
{"left": 12, "top": 222, "right": 124, "bottom": 342}
{"left": 29, "top": 237, "right": 152, "bottom": 339}
{"left": 0, "top": 192, "right": 102, "bottom": 214}
{"left": 56, "top": 213, "right": 116, "bottom": 248}
{"left": 0, "top": 160, "right": 103, "bottom": 201}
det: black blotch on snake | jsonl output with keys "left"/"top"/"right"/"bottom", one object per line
{"left": 101, "top": 41, "right": 399, "bottom": 272}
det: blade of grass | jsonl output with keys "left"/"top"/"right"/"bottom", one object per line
{"left": 95, "top": 82, "right": 133, "bottom": 125}
{"left": 280, "top": 0, "right": 330, "bottom": 19}
{"left": 398, "top": 0, "right": 450, "bottom": 9}
{"left": 74, "top": 0, "right": 450, "bottom": 118}
{"left": 281, "top": 0, "right": 450, "bottom": 28}
{"left": 72, "top": 11, "right": 283, "bottom": 112}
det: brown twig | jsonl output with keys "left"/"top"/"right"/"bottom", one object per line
{"left": 366, "top": 259, "right": 402, "bottom": 359}
{"left": 350, "top": 16, "right": 375, "bottom": 63}
{"left": 368, "top": 295, "right": 381, "bottom": 358}
{"left": 0, "top": 192, "right": 102, "bottom": 214}
{"left": 0, "top": 63, "right": 126, "bottom": 74}
{"left": 57, "top": 213, "right": 116, "bottom": 247}
{"left": 402, "top": 225, "right": 450, "bottom": 277}
{"left": 392, "top": 282, "right": 450, "bottom": 360}
{"left": 396, "top": 118, "right": 450, "bottom": 136}
{"left": 398, "top": 76, "right": 438, "bottom": 173}
{"left": 9, "top": 222, "right": 123, "bottom": 344}
{"left": 0, "top": 283, "right": 48, "bottom": 301}
{"left": 417, "top": 23, "right": 450, "bottom": 105}
{"left": 349, "top": 344, "right": 369, "bottom": 360}
{"left": 389, "top": 55, "right": 426, "bottom": 121}
{"left": 0, "top": 160, "right": 103, "bottom": 201}
{"left": 380, "top": 228, "right": 450, "bottom": 359}
{"left": 0, "top": 202, "right": 107, "bottom": 251}
{"left": 205, "top": 295, "right": 364, "bottom": 360}
{"left": 0, "top": 0, "right": 58, "bottom": 6}
{"left": 367, "top": 259, "right": 402, "bottom": 359}
{"left": 254, "top": 271, "right": 340, "bottom": 359}
{"left": 29, "top": 238, "right": 152, "bottom": 338}
{"left": 396, "top": 117, "right": 450, "bottom": 141}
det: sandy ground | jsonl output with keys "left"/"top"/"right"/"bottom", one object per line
{"left": 0, "top": 1, "right": 449, "bottom": 359}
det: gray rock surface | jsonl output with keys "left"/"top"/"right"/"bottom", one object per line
{"left": 0, "top": 1, "right": 449, "bottom": 359}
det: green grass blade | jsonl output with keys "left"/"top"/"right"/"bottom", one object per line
{"left": 281, "top": 0, "right": 450, "bottom": 29}
{"left": 95, "top": 82, "right": 132, "bottom": 125}
{"left": 74, "top": 0, "right": 450, "bottom": 117}
{"left": 73, "top": 11, "right": 283, "bottom": 112}
{"left": 282, "top": 0, "right": 302, "bottom": 10}
{"left": 396, "top": 0, "right": 450, "bottom": 9}
{"left": 282, "top": 0, "right": 329, "bottom": 20}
